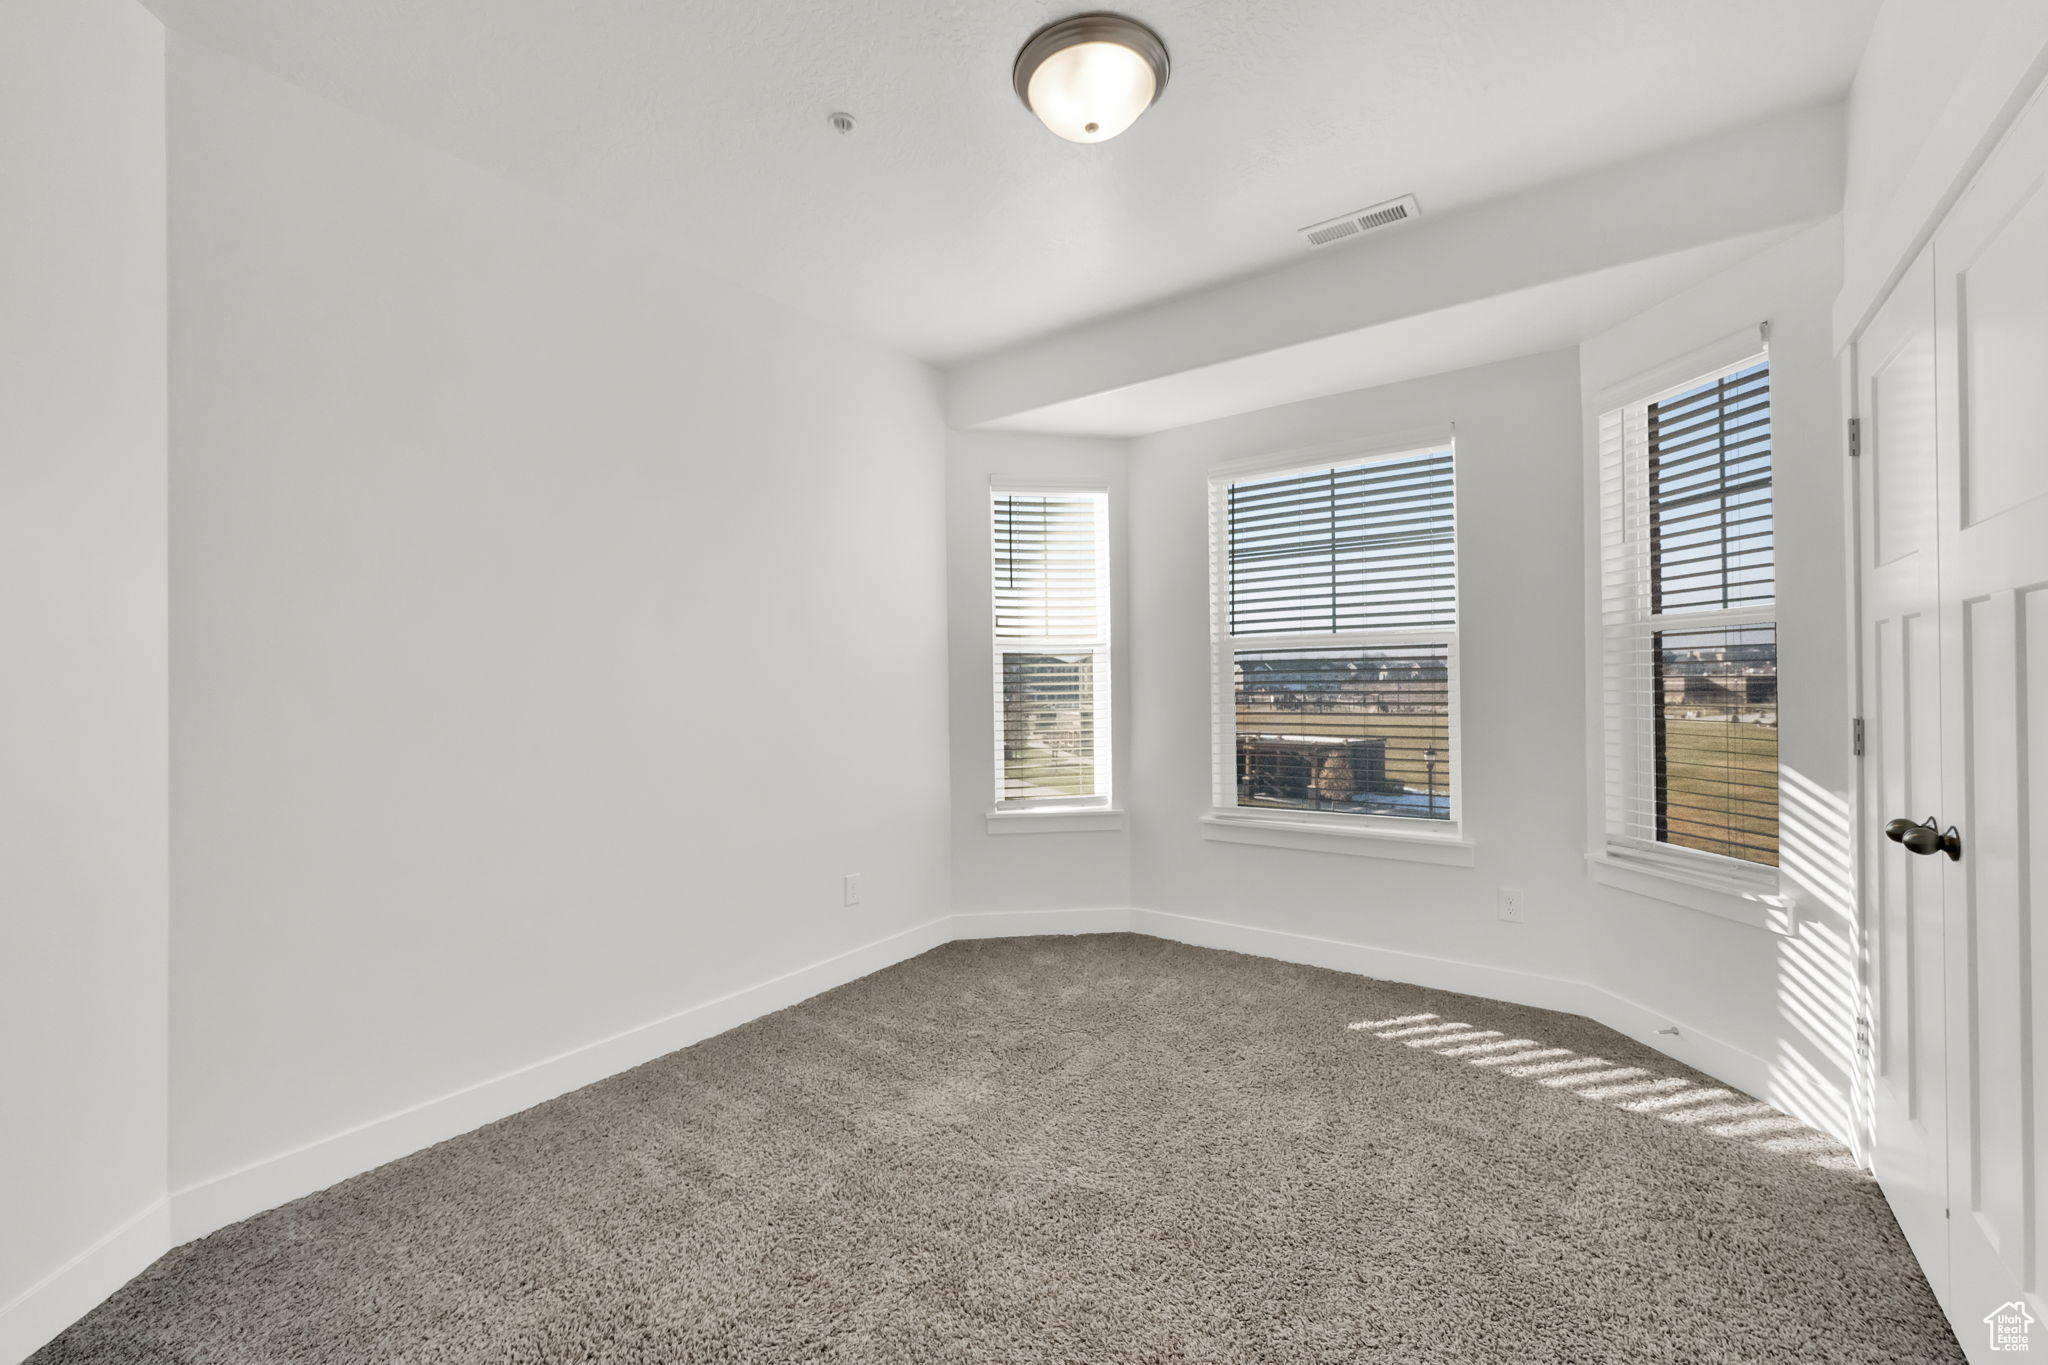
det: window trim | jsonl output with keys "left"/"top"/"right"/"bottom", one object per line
{"left": 1586, "top": 851, "right": 1794, "bottom": 935}
{"left": 1207, "top": 432, "right": 1465, "bottom": 850}
{"left": 989, "top": 479, "right": 1112, "bottom": 815}
{"left": 1201, "top": 810, "right": 1477, "bottom": 864}
{"left": 1591, "top": 331, "right": 1789, "bottom": 919}
{"left": 985, "top": 806, "right": 1126, "bottom": 835}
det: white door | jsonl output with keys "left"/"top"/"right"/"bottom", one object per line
{"left": 1930, "top": 78, "right": 2048, "bottom": 1348}
{"left": 1856, "top": 242, "right": 1951, "bottom": 1305}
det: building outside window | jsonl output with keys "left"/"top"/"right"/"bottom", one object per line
{"left": 1210, "top": 443, "right": 1461, "bottom": 832}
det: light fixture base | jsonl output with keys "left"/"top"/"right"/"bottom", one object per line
{"left": 1012, "top": 12, "right": 1171, "bottom": 112}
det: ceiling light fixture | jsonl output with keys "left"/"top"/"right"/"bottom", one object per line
{"left": 1012, "top": 12, "right": 1169, "bottom": 144}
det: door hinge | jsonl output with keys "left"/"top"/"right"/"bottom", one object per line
{"left": 1847, "top": 416, "right": 1861, "bottom": 458}
{"left": 1852, "top": 716, "right": 1865, "bottom": 757}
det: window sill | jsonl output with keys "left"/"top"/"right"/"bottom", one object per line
{"left": 1200, "top": 812, "right": 1476, "bottom": 865}
{"left": 986, "top": 808, "right": 1126, "bottom": 835}
{"left": 1586, "top": 851, "right": 1795, "bottom": 936}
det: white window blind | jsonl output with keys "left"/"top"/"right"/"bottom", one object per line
{"left": 992, "top": 487, "right": 1110, "bottom": 808}
{"left": 1598, "top": 351, "right": 1778, "bottom": 872}
{"left": 1212, "top": 445, "right": 1459, "bottom": 825}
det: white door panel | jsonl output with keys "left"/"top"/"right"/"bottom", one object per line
{"left": 1858, "top": 242, "right": 1951, "bottom": 1306}
{"left": 1933, "top": 79, "right": 2048, "bottom": 1347}
{"left": 1955, "top": 173, "right": 2048, "bottom": 531}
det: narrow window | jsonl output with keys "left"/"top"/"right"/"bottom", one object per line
{"left": 1213, "top": 445, "right": 1459, "bottom": 826}
{"left": 1599, "top": 354, "right": 1778, "bottom": 870}
{"left": 991, "top": 486, "right": 1111, "bottom": 808}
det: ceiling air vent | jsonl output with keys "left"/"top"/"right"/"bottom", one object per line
{"left": 1299, "top": 194, "right": 1421, "bottom": 249}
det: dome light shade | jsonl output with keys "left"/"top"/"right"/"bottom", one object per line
{"left": 1013, "top": 13, "right": 1169, "bottom": 144}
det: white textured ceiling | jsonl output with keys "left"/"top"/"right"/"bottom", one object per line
{"left": 139, "top": 0, "right": 1882, "bottom": 362}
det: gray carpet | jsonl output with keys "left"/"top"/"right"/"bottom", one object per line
{"left": 33, "top": 934, "right": 1960, "bottom": 1363}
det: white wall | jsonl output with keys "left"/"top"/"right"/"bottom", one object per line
{"left": 1126, "top": 350, "right": 1595, "bottom": 988}
{"left": 1836, "top": 0, "right": 2048, "bottom": 342}
{"left": 946, "top": 432, "right": 1131, "bottom": 915}
{"left": 1843, "top": 0, "right": 2011, "bottom": 258}
{"left": 0, "top": 0, "right": 171, "bottom": 1355}
{"left": 1579, "top": 220, "right": 1859, "bottom": 1145}
{"left": 165, "top": 35, "right": 951, "bottom": 1208}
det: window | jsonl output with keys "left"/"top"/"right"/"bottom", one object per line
{"left": 1211, "top": 443, "right": 1460, "bottom": 831}
{"left": 991, "top": 485, "right": 1110, "bottom": 809}
{"left": 1598, "top": 350, "right": 1777, "bottom": 876}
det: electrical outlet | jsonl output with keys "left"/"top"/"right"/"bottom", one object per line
{"left": 1497, "top": 886, "right": 1525, "bottom": 924}
{"left": 843, "top": 873, "right": 862, "bottom": 907}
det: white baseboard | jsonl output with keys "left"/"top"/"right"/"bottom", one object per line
{"left": 0, "top": 1198, "right": 169, "bottom": 1365}
{"left": 948, "top": 907, "right": 1133, "bottom": 938}
{"left": 1129, "top": 906, "right": 1590, "bottom": 1012}
{"left": 16, "top": 901, "right": 1854, "bottom": 1365}
{"left": 1125, "top": 906, "right": 1852, "bottom": 1150}
{"left": 168, "top": 908, "right": 1130, "bottom": 1245}
{"left": 171, "top": 901, "right": 1847, "bottom": 1250}
{"left": 169, "top": 912, "right": 961, "bottom": 1244}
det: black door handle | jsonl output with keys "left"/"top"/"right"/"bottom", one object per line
{"left": 1885, "top": 816, "right": 1962, "bottom": 861}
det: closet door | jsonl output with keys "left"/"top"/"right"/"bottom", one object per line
{"left": 1856, "top": 243, "right": 1950, "bottom": 1305}
{"left": 1931, "top": 79, "right": 2048, "bottom": 1343}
